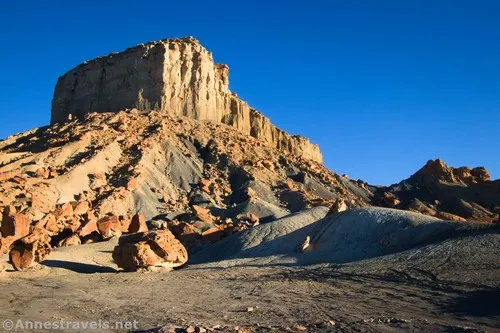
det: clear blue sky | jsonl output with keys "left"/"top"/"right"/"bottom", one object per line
{"left": 1, "top": 1, "right": 498, "bottom": 185}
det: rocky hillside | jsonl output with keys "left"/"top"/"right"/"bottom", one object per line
{"left": 0, "top": 37, "right": 499, "bottom": 271}
{"left": 51, "top": 37, "right": 322, "bottom": 163}
{"left": 374, "top": 159, "right": 500, "bottom": 222}
{"left": 0, "top": 110, "right": 371, "bottom": 259}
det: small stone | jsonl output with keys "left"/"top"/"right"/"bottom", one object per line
{"left": 73, "top": 201, "right": 90, "bottom": 215}
{"left": 292, "top": 324, "right": 307, "bottom": 331}
{"left": 58, "top": 234, "right": 81, "bottom": 247}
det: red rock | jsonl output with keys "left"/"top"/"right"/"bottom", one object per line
{"left": 78, "top": 218, "right": 98, "bottom": 238}
{"left": 30, "top": 195, "right": 51, "bottom": 214}
{"left": 126, "top": 177, "right": 138, "bottom": 191}
{"left": 0, "top": 192, "right": 8, "bottom": 204}
{"left": 97, "top": 215, "right": 120, "bottom": 239}
{"left": 112, "top": 230, "right": 188, "bottom": 271}
{"left": 54, "top": 202, "right": 74, "bottom": 218}
{"left": 9, "top": 229, "right": 51, "bottom": 271}
{"left": 44, "top": 215, "right": 62, "bottom": 235}
{"left": 199, "top": 179, "right": 212, "bottom": 193}
{"left": 48, "top": 167, "right": 59, "bottom": 178}
{"left": 237, "top": 212, "right": 260, "bottom": 225}
{"left": 58, "top": 234, "right": 81, "bottom": 247}
{"left": 1, "top": 212, "right": 30, "bottom": 239}
{"left": 63, "top": 217, "right": 81, "bottom": 233}
{"left": 201, "top": 227, "right": 224, "bottom": 242}
{"left": 172, "top": 222, "right": 197, "bottom": 236}
{"left": 34, "top": 213, "right": 56, "bottom": 230}
{"left": 73, "top": 201, "right": 90, "bottom": 215}
{"left": 94, "top": 172, "right": 106, "bottom": 180}
{"left": 129, "top": 213, "right": 148, "bottom": 233}
{"left": 117, "top": 217, "right": 131, "bottom": 232}
{"left": 0, "top": 236, "right": 15, "bottom": 254}
{"left": 191, "top": 205, "right": 213, "bottom": 223}
{"left": 0, "top": 171, "right": 15, "bottom": 182}
{"left": 35, "top": 167, "right": 50, "bottom": 179}
{"left": 11, "top": 176, "right": 26, "bottom": 185}
{"left": 83, "top": 210, "right": 96, "bottom": 222}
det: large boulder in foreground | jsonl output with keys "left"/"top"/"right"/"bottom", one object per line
{"left": 9, "top": 229, "right": 52, "bottom": 271}
{"left": 113, "top": 230, "right": 188, "bottom": 271}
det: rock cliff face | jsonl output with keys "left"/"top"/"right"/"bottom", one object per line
{"left": 51, "top": 37, "right": 322, "bottom": 163}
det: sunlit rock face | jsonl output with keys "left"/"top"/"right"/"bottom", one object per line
{"left": 51, "top": 37, "right": 322, "bottom": 163}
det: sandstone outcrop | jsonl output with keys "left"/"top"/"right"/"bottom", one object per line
{"left": 51, "top": 37, "right": 322, "bottom": 163}
{"left": 112, "top": 230, "right": 188, "bottom": 271}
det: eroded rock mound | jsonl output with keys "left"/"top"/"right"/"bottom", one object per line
{"left": 112, "top": 230, "right": 188, "bottom": 271}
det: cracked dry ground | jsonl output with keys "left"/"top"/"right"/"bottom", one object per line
{"left": 1, "top": 263, "right": 499, "bottom": 333}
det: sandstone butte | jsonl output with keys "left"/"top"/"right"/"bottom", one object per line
{"left": 51, "top": 36, "right": 322, "bottom": 163}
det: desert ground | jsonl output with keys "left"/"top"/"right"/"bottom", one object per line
{"left": 1, "top": 208, "right": 499, "bottom": 333}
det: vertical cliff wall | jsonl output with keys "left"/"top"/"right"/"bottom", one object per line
{"left": 51, "top": 37, "right": 322, "bottom": 163}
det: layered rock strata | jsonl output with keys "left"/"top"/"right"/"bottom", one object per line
{"left": 51, "top": 37, "right": 322, "bottom": 162}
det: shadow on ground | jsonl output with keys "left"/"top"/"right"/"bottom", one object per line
{"left": 42, "top": 260, "right": 118, "bottom": 273}
{"left": 442, "top": 289, "right": 500, "bottom": 318}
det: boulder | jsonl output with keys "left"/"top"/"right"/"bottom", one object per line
{"left": 96, "top": 215, "right": 121, "bottom": 239}
{"left": 327, "top": 199, "right": 348, "bottom": 216}
{"left": 1, "top": 212, "right": 30, "bottom": 239}
{"left": 9, "top": 229, "right": 52, "bottom": 271}
{"left": 112, "top": 230, "right": 188, "bottom": 271}
{"left": 129, "top": 213, "right": 148, "bottom": 233}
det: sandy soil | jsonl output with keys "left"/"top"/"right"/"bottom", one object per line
{"left": 1, "top": 237, "right": 499, "bottom": 333}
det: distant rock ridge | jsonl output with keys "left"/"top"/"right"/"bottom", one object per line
{"left": 411, "top": 158, "right": 491, "bottom": 185}
{"left": 51, "top": 36, "right": 322, "bottom": 163}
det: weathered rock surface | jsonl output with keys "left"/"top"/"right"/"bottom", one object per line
{"left": 129, "top": 213, "right": 148, "bottom": 233}
{"left": 9, "top": 228, "right": 52, "bottom": 271}
{"left": 112, "top": 230, "right": 188, "bottom": 271}
{"left": 375, "top": 159, "right": 500, "bottom": 222}
{"left": 51, "top": 37, "right": 322, "bottom": 163}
